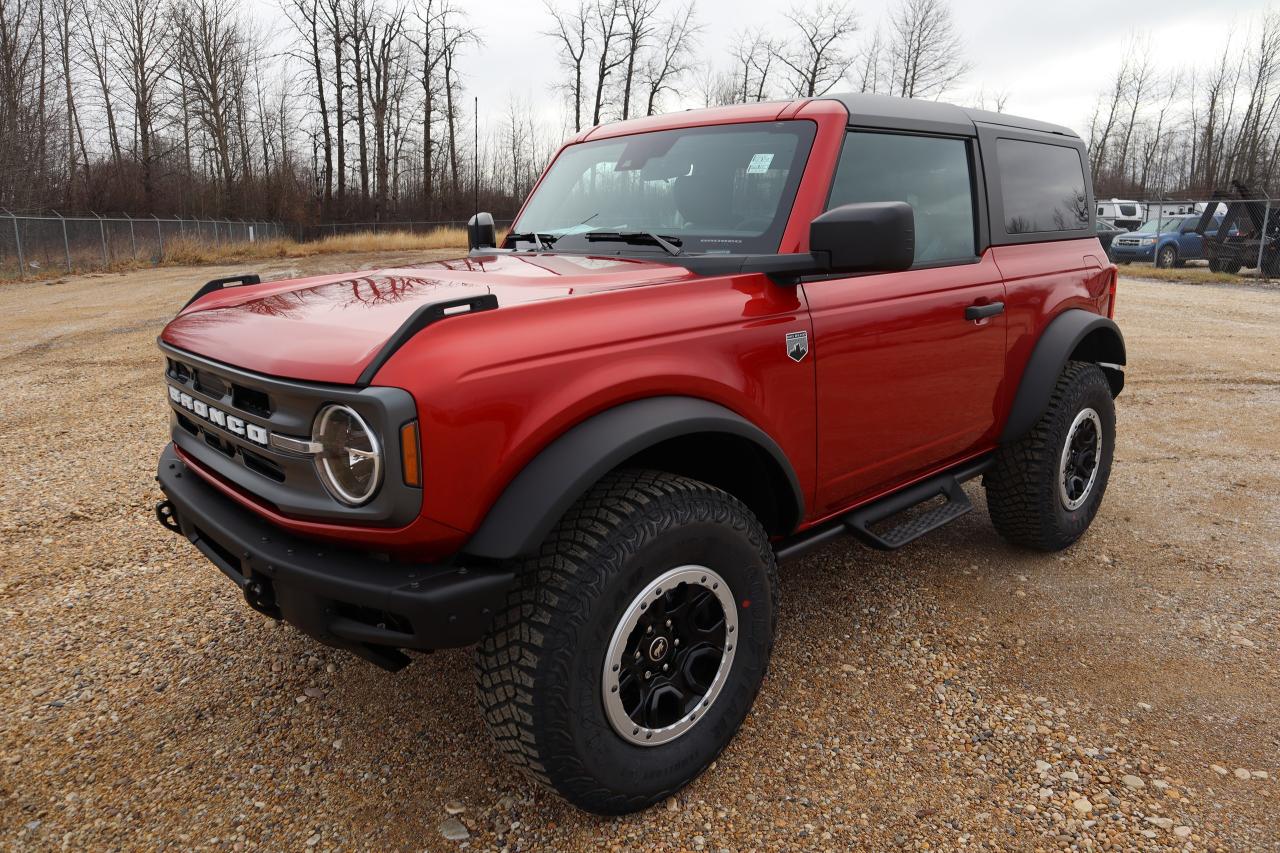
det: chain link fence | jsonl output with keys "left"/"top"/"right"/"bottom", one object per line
{"left": 4, "top": 201, "right": 1273, "bottom": 281}
{"left": 0, "top": 211, "right": 290, "bottom": 279}
{"left": 1098, "top": 196, "right": 1278, "bottom": 279}
{"left": 297, "top": 218, "right": 514, "bottom": 241}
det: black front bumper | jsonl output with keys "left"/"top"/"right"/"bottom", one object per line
{"left": 155, "top": 443, "right": 514, "bottom": 670}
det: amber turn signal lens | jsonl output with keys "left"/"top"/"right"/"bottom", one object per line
{"left": 400, "top": 421, "right": 421, "bottom": 487}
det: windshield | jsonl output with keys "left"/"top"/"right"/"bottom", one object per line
{"left": 509, "top": 121, "right": 817, "bottom": 255}
{"left": 1135, "top": 218, "right": 1180, "bottom": 234}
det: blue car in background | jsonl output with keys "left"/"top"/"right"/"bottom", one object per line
{"left": 1110, "top": 214, "right": 1225, "bottom": 267}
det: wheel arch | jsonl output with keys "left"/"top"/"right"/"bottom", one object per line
{"left": 463, "top": 396, "right": 804, "bottom": 560}
{"left": 1001, "top": 309, "right": 1126, "bottom": 444}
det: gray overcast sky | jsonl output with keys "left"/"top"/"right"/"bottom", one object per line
{"left": 248, "top": 0, "right": 1273, "bottom": 138}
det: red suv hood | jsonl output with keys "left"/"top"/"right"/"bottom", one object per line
{"left": 161, "top": 253, "right": 695, "bottom": 384}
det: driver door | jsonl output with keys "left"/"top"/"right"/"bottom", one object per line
{"left": 806, "top": 130, "right": 1006, "bottom": 515}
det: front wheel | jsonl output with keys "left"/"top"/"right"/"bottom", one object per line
{"left": 1156, "top": 245, "right": 1178, "bottom": 268}
{"left": 475, "top": 469, "right": 778, "bottom": 814}
{"left": 984, "top": 361, "right": 1116, "bottom": 551}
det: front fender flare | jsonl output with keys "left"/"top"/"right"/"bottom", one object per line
{"left": 1002, "top": 310, "right": 1126, "bottom": 443}
{"left": 464, "top": 396, "right": 803, "bottom": 560}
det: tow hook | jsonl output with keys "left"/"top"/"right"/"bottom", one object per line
{"left": 243, "top": 579, "right": 281, "bottom": 618}
{"left": 155, "top": 499, "right": 181, "bottom": 534}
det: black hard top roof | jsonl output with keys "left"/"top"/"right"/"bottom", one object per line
{"left": 825, "top": 92, "right": 1079, "bottom": 139}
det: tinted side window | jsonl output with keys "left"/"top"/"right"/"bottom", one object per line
{"left": 996, "top": 138, "right": 1089, "bottom": 234}
{"left": 828, "top": 132, "right": 976, "bottom": 264}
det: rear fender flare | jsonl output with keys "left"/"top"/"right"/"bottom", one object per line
{"left": 1002, "top": 310, "right": 1126, "bottom": 443}
{"left": 464, "top": 396, "right": 803, "bottom": 560}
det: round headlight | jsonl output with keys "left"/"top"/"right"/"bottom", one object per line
{"left": 312, "top": 404, "right": 382, "bottom": 506}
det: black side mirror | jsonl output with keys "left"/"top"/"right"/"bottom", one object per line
{"left": 468, "top": 212, "right": 496, "bottom": 250}
{"left": 810, "top": 202, "right": 915, "bottom": 274}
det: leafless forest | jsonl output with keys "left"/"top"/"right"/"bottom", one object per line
{"left": 0, "top": 0, "right": 1277, "bottom": 225}
{"left": 1087, "top": 16, "right": 1280, "bottom": 201}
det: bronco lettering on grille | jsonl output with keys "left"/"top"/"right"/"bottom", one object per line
{"left": 168, "top": 385, "right": 270, "bottom": 446}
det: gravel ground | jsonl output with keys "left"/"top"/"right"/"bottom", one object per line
{"left": 1, "top": 259, "right": 1278, "bottom": 852}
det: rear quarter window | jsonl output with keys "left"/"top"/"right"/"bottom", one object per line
{"left": 996, "top": 138, "right": 1089, "bottom": 234}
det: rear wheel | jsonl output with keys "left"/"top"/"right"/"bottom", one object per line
{"left": 475, "top": 469, "right": 778, "bottom": 814}
{"left": 984, "top": 361, "right": 1115, "bottom": 551}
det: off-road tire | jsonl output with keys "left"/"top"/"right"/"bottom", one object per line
{"left": 984, "top": 361, "right": 1115, "bottom": 551}
{"left": 1155, "top": 245, "right": 1178, "bottom": 268}
{"left": 475, "top": 469, "right": 778, "bottom": 814}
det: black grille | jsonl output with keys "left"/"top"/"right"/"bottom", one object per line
{"left": 232, "top": 384, "right": 271, "bottom": 417}
{"left": 241, "top": 447, "right": 285, "bottom": 482}
{"left": 162, "top": 341, "right": 419, "bottom": 526}
{"left": 194, "top": 370, "right": 228, "bottom": 398}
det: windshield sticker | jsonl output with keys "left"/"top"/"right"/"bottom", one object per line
{"left": 746, "top": 153, "right": 774, "bottom": 174}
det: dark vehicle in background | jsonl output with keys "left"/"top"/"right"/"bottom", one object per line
{"left": 1095, "top": 220, "right": 1125, "bottom": 259}
{"left": 1198, "top": 186, "right": 1280, "bottom": 276}
{"left": 1110, "top": 215, "right": 1225, "bottom": 267}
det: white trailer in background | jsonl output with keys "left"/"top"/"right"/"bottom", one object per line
{"left": 1096, "top": 199, "right": 1144, "bottom": 230}
{"left": 1143, "top": 200, "right": 1199, "bottom": 221}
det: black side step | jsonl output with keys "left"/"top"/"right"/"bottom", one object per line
{"left": 774, "top": 456, "right": 992, "bottom": 562}
{"left": 845, "top": 474, "right": 972, "bottom": 550}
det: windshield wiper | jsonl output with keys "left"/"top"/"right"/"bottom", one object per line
{"left": 506, "top": 231, "right": 559, "bottom": 251}
{"left": 583, "top": 231, "right": 683, "bottom": 256}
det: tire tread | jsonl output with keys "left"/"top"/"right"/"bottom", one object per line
{"left": 984, "top": 360, "right": 1113, "bottom": 551}
{"left": 474, "top": 468, "right": 777, "bottom": 813}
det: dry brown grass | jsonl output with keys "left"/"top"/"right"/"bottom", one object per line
{"left": 1, "top": 227, "right": 471, "bottom": 283}
{"left": 1117, "top": 264, "right": 1267, "bottom": 285}
{"left": 158, "top": 227, "right": 471, "bottom": 264}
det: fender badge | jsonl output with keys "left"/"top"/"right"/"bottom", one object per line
{"left": 786, "top": 330, "right": 809, "bottom": 362}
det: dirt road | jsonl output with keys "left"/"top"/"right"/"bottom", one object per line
{"left": 1, "top": 256, "right": 1277, "bottom": 851}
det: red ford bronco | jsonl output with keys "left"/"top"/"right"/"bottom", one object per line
{"left": 155, "top": 93, "right": 1124, "bottom": 814}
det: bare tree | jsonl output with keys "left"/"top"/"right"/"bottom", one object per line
{"left": 1113, "top": 41, "right": 1155, "bottom": 187}
{"left": 885, "top": 0, "right": 970, "bottom": 100}
{"left": 640, "top": 0, "right": 700, "bottom": 115}
{"left": 102, "top": 0, "right": 173, "bottom": 205}
{"left": 773, "top": 1, "right": 858, "bottom": 98}
{"left": 282, "top": 0, "right": 334, "bottom": 211}
{"left": 969, "top": 85, "right": 1010, "bottom": 113}
{"left": 173, "top": 0, "right": 250, "bottom": 206}
{"left": 318, "top": 0, "right": 346, "bottom": 206}
{"left": 543, "top": 0, "right": 590, "bottom": 133}
{"left": 362, "top": 2, "right": 406, "bottom": 215}
{"left": 411, "top": 0, "right": 445, "bottom": 212}
{"left": 346, "top": 0, "right": 373, "bottom": 202}
{"left": 589, "top": 0, "right": 623, "bottom": 125}
{"left": 437, "top": 2, "right": 476, "bottom": 196}
{"left": 692, "top": 62, "right": 736, "bottom": 107}
{"left": 1231, "top": 11, "right": 1280, "bottom": 185}
{"left": 77, "top": 0, "right": 124, "bottom": 169}
{"left": 730, "top": 27, "right": 777, "bottom": 102}
{"left": 853, "top": 24, "right": 885, "bottom": 94}
{"left": 52, "top": 0, "right": 88, "bottom": 202}
{"left": 616, "top": 0, "right": 657, "bottom": 120}
{"left": 1087, "top": 52, "right": 1131, "bottom": 177}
